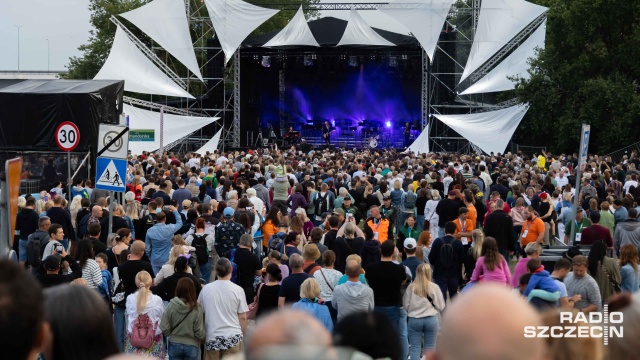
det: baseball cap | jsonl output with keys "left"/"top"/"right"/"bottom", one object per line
{"left": 576, "top": 206, "right": 584, "bottom": 213}
{"left": 223, "top": 207, "right": 235, "bottom": 218}
{"left": 404, "top": 238, "right": 417, "bottom": 249}
{"left": 333, "top": 208, "right": 345, "bottom": 216}
{"left": 344, "top": 196, "right": 352, "bottom": 202}
{"left": 539, "top": 192, "right": 548, "bottom": 200}
{"left": 43, "top": 253, "right": 62, "bottom": 271}
{"left": 182, "top": 199, "right": 192, "bottom": 208}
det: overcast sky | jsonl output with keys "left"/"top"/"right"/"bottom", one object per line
{"left": 0, "top": 0, "right": 405, "bottom": 72}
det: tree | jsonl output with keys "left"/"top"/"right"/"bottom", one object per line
{"left": 514, "top": 0, "right": 640, "bottom": 154}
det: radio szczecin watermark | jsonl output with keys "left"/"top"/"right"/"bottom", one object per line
{"left": 524, "top": 305, "right": 623, "bottom": 345}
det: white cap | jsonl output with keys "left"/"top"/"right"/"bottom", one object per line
{"left": 404, "top": 238, "right": 417, "bottom": 249}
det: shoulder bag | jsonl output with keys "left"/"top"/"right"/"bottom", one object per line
{"left": 602, "top": 262, "right": 621, "bottom": 294}
{"left": 247, "top": 283, "right": 264, "bottom": 320}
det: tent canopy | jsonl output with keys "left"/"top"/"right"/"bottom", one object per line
{"left": 0, "top": 80, "right": 123, "bottom": 152}
{"left": 263, "top": 6, "right": 319, "bottom": 47}
{"left": 244, "top": 17, "right": 419, "bottom": 48}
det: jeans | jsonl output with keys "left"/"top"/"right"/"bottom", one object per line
{"left": 438, "top": 227, "right": 445, "bottom": 239}
{"left": 375, "top": 306, "right": 408, "bottom": 360}
{"left": 435, "top": 277, "right": 459, "bottom": 301}
{"left": 325, "top": 300, "right": 338, "bottom": 325}
{"left": 114, "top": 305, "right": 126, "bottom": 351}
{"left": 168, "top": 342, "right": 199, "bottom": 360}
{"left": 200, "top": 259, "right": 212, "bottom": 284}
{"left": 416, "top": 215, "right": 425, "bottom": 231}
{"left": 500, "top": 249, "right": 510, "bottom": 264}
{"left": 18, "top": 239, "right": 29, "bottom": 261}
{"left": 408, "top": 316, "right": 439, "bottom": 360}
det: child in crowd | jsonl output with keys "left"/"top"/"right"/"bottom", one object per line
{"left": 95, "top": 253, "right": 113, "bottom": 306}
{"left": 523, "top": 259, "right": 561, "bottom": 309}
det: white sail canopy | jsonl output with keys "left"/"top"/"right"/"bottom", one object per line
{"left": 264, "top": 6, "right": 319, "bottom": 47}
{"left": 125, "top": 104, "right": 219, "bottom": 155}
{"left": 433, "top": 104, "right": 529, "bottom": 154}
{"left": 378, "top": 0, "right": 455, "bottom": 61}
{"left": 95, "top": 26, "right": 194, "bottom": 99}
{"left": 407, "top": 128, "right": 430, "bottom": 154}
{"left": 204, "top": 0, "right": 279, "bottom": 63}
{"left": 120, "top": 0, "right": 203, "bottom": 81}
{"left": 461, "top": 20, "right": 546, "bottom": 95}
{"left": 338, "top": 9, "right": 396, "bottom": 46}
{"left": 195, "top": 128, "right": 223, "bottom": 155}
{"left": 459, "top": 0, "right": 547, "bottom": 83}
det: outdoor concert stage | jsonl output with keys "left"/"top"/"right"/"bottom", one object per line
{"left": 238, "top": 16, "right": 456, "bottom": 149}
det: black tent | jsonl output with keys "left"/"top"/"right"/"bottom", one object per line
{"left": 243, "top": 16, "right": 419, "bottom": 48}
{"left": 0, "top": 79, "right": 123, "bottom": 152}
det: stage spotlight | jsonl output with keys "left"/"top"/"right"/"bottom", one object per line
{"left": 303, "top": 55, "right": 313, "bottom": 67}
{"left": 385, "top": 121, "right": 391, "bottom": 128}
{"left": 389, "top": 56, "right": 398, "bottom": 68}
{"left": 332, "top": 120, "right": 336, "bottom": 127}
{"left": 348, "top": 56, "right": 358, "bottom": 67}
{"left": 261, "top": 56, "right": 271, "bottom": 68}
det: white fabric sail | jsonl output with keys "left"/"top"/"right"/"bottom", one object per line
{"left": 120, "top": 0, "right": 203, "bottom": 81}
{"left": 337, "top": 9, "right": 396, "bottom": 46}
{"left": 204, "top": 0, "right": 279, "bottom": 63}
{"left": 461, "top": 20, "right": 546, "bottom": 95}
{"left": 195, "top": 128, "right": 223, "bottom": 155}
{"left": 378, "top": 0, "right": 455, "bottom": 61}
{"left": 125, "top": 104, "right": 219, "bottom": 155}
{"left": 407, "top": 128, "right": 430, "bottom": 154}
{"left": 459, "top": 0, "right": 547, "bottom": 83}
{"left": 264, "top": 6, "right": 319, "bottom": 47}
{"left": 95, "top": 26, "right": 195, "bottom": 99}
{"left": 433, "top": 104, "right": 529, "bottom": 155}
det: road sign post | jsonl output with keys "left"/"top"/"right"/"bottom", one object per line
{"left": 569, "top": 123, "right": 590, "bottom": 245}
{"left": 55, "top": 122, "right": 80, "bottom": 204}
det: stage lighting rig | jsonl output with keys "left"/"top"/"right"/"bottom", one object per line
{"left": 261, "top": 56, "right": 271, "bottom": 68}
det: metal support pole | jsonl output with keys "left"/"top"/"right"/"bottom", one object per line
{"left": 67, "top": 152, "right": 72, "bottom": 204}
{"left": 14, "top": 25, "right": 22, "bottom": 73}
{"left": 0, "top": 175, "right": 9, "bottom": 259}
{"left": 109, "top": 191, "right": 114, "bottom": 241}
{"left": 159, "top": 106, "right": 165, "bottom": 156}
{"left": 569, "top": 122, "right": 590, "bottom": 245}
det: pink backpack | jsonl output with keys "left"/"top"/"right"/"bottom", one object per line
{"left": 130, "top": 313, "right": 157, "bottom": 348}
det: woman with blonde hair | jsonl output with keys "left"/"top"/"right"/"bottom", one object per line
{"left": 289, "top": 216, "right": 308, "bottom": 252}
{"left": 295, "top": 207, "right": 314, "bottom": 238}
{"left": 423, "top": 189, "right": 440, "bottom": 238}
{"left": 464, "top": 229, "right": 485, "bottom": 281}
{"left": 468, "top": 237, "right": 511, "bottom": 286}
{"left": 125, "top": 271, "right": 165, "bottom": 357}
{"left": 403, "top": 263, "right": 445, "bottom": 360}
{"left": 291, "top": 278, "right": 333, "bottom": 331}
{"left": 154, "top": 246, "right": 193, "bottom": 285}
{"left": 69, "top": 195, "right": 83, "bottom": 229}
{"left": 619, "top": 244, "right": 639, "bottom": 293}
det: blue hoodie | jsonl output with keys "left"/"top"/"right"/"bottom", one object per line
{"left": 524, "top": 269, "right": 559, "bottom": 296}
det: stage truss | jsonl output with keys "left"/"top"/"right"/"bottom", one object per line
{"left": 124, "top": 0, "right": 543, "bottom": 153}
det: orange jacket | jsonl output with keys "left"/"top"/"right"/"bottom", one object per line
{"left": 366, "top": 216, "right": 392, "bottom": 243}
{"left": 262, "top": 220, "right": 278, "bottom": 248}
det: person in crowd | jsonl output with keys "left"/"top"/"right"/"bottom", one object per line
{"left": 86, "top": 223, "right": 107, "bottom": 256}
{"left": 468, "top": 236, "right": 512, "bottom": 286}
{"left": 44, "top": 284, "right": 119, "bottom": 360}
{"left": 424, "top": 190, "right": 441, "bottom": 237}
{"left": 233, "top": 233, "right": 263, "bottom": 305}
{"left": 125, "top": 271, "right": 165, "bottom": 357}
{"left": 331, "top": 258, "right": 374, "bottom": 323}
{"left": 425, "top": 284, "right": 546, "bottom": 360}
{"left": 160, "top": 277, "right": 205, "bottom": 359}
{"left": 366, "top": 240, "right": 410, "bottom": 360}
{"left": 599, "top": 201, "right": 615, "bottom": 237}
{"left": 214, "top": 207, "right": 245, "bottom": 257}
{"left": 404, "top": 263, "right": 445, "bottom": 360}
{"left": 152, "top": 256, "right": 202, "bottom": 302}
{"left": 334, "top": 220, "right": 365, "bottom": 273}
{"left": 291, "top": 278, "right": 333, "bottom": 332}
{"left": 262, "top": 207, "right": 281, "bottom": 250}
{"left": 46, "top": 195, "right": 76, "bottom": 251}
{"left": 579, "top": 211, "right": 613, "bottom": 248}
{"left": 16, "top": 197, "right": 39, "bottom": 264}
{"left": 398, "top": 215, "right": 422, "bottom": 252}
{"left": 564, "top": 206, "right": 592, "bottom": 245}
{"left": 312, "top": 250, "right": 342, "bottom": 323}
{"left": 463, "top": 229, "right": 484, "bottom": 282}
{"left": 614, "top": 207, "right": 640, "bottom": 255}
{"left": 428, "top": 221, "right": 465, "bottom": 300}
{"left": 308, "top": 227, "right": 328, "bottom": 262}
{"left": 483, "top": 199, "right": 514, "bottom": 260}
{"left": 434, "top": 191, "right": 461, "bottom": 238}
{"left": 106, "top": 228, "right": 132, "bottom": 272}
{"left": 564, "top": 255, "right": 603, "bottom": 313}
{"left": 365, "top": 206, "right": 393, "bottom": 243}
{"left": 588, "top": 240, "right": 621, "bottom": 302}
{"left": 76, "top": 238, "right": 103, "bottom": 289}
{"left": 155, "top": 245, "right": 193, "bottom": 285}
{"left": 521, "top": 206, "right": 545, "bottom": 247}
{"left": 512, "top": 242, "right": 543, "bottom": 288}
{"left": 401, "top": 238, "right": 422, "bottom": 280}
{"left": 36, "top": 251, "right": 82, "bottom": 287}
{"left": 279, "top": 253, "right": 312, "bottom": 306}
{"left": 26, "top": 216, "right": 51, "bottom": 273}
{"left": 619, "top": 243, "right": 640, "bottom": 293}
{"left": 198, "top": 258, "right": 248, "bottom": 359}
{"left": 41, "top": 223, "right": 65, "bottom": 263}
{"left": 549, "top": 258, "right": 581, "bottom": 308}
{"left": 99, "top": 204, "right": 130, "bottom": 244}
{"left": 522, "top": 258, "right": 561, "bottom": 309}
{"left": 256, "top": 263, "right": 283, "bottom": 318}
{"left": 268, "top": 250, "right": 289, "bottom": 283}
{"left": 145, "top": 205, "right": 183, "bottom": 274}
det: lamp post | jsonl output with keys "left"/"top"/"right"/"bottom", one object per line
{"left": 46, "top": 38, "right": 50, "bottom": 72}
{"left": 14, "top": 25, "right": 22, "bottom": 73}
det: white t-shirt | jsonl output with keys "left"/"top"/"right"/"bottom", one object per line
{"left": 125, "top": 291, "right": 164, "bottom": 336}
{"left": 624, "top": 180, "right": 638, "bottom": 194}
{"left": 313, "top": 268, "right": 342, "bottom": 302}
{"left": 198, "top": 280, "right": 248, "bottom": 340}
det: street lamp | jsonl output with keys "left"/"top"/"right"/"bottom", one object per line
{"left": 14, "top": 25, "right": 22, "bottom": 73}
{"left": 46, "top": 39, "right": 50, "bottom": 72}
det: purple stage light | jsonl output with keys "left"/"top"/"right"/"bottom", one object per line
{"left": 385, "top": 121, "right": 391, "bottom": 128}
{"left": 332, "top": 120, "right": 336, "bottom": 127}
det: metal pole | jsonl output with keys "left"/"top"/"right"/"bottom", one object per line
{"left": 67, "top": 152, "right": 72, "bottom": 205}
{"left": 159, "top": 106, "right": 164, "bottom": 156}
{"left": 109, "top": 191, "right": 114, "bottom": 240}
{"left": 569, "top": 122, "right": 588, "bottom": 245}
{"left": 46, "top": 38, "right": 50, "bottom": 72}
{"left": 14, "top": 25, "right": 22, "bottom": 73}
{"left": 0, "top": 175, "right": 9, "bottom": 258}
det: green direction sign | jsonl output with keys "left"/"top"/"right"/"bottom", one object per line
{"left": 129, "top": 130, "right": 155, "bottom": 142}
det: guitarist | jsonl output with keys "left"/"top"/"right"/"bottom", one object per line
{"left": 322, "top": 121, "right": 333, "bottom": 145}
{"left": 403, "top": 122, "right": 412, "bottom": 148}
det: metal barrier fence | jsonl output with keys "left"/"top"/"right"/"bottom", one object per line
{"left": 603, "top": 141, "right": 640, "bottom": 164}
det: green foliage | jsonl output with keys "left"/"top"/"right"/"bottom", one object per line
{"left": 515, "top": 0, "right": 640, "bottom": 154}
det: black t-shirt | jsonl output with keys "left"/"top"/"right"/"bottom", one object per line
{"left": 364, "top": 261, "right": 407, "bottom": 306}
{"left": 334, "top": 236, "right": 364, "bottom": 273}
{"left": 257, "top": 284, "right": 281, "bottom": 317}
{"left": 435, "top": 198, "right": 460, "bottom": 227}
{"left": 324, "top": 229, "right": 339, "bottom": 251}
{"left": 539, "top": 202, "right": 552, "bottom": 223}
{"left": 233, "top": 248, "right": 262, "bottom": 304}
{"left": 118, "top": 259, "right": 155, "bottom": 297}
{"left": 278, "top": 272, "right": 312, "bottom": 304}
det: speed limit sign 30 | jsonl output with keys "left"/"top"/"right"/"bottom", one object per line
{"left": 55, "top": 122, "right": 80, "bottom": 152}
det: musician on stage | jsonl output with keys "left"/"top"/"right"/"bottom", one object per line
{"left": 403, "top": 122, "right": 412, "bottom": 147}
{"left": 284, "top": 126, "right": 300, "bottom": 147}
{"left": 322, "top": 121, "right": 332, "bottom": 145}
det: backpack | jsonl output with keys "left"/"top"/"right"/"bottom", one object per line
{"left": 403, "top": 192, "right": 417, "bottom": 210}
{"left": 130, "top": 313, "right": 157, "bottom": 349}
{"left": 268, "top": 232, "right": 286, "bottom": 252}
{"left": 192, "top": 234, "right": 209, "bottom": 265}
{"left": 76, "top": 214, "right": 90, "bottom": 239}
{"left": 315, "top": 192, "right": 329, "bottom": 216}
{"left": 439, "top": 237, "right": 455, "bottom": 270}
{"left": 26, "top": 234, "right": 44, "bottom": 267}
{"left": 229, "top": 248, "right": 239, "bottom": 284}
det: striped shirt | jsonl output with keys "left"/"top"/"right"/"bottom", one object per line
{"left": 82, "top": 259, "right": 103, "bottom": 289}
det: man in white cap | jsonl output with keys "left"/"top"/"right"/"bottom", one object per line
{"left": 246, "top": 188, "right": 265, "bottom": 214}
{"left": 400, "top": 238, "right": 421, "bottom": 280}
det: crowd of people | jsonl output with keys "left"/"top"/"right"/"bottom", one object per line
{"left": 6, "top": 145, "right": 640, "bottom": 360}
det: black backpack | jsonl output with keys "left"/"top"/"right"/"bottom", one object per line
{"left": 315, "top": 192, "right": 329, "bottom": 216}
{"left": 191, "top": 234, "right": 209, "bottom": 265}
{"left": 439, "top": 237, "right": 455, "bottom": 270}
{"left": 404, "top": 192, "right": 417, "bottom": 210}
{"left": 26, "top": 234, "right": 44, "bottom": 267}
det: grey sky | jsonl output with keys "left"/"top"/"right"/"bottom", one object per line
{"left": 0, "top": 0, "right": 405, "bottom": 72}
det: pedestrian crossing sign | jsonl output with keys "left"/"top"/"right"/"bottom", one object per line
{"left": 95, "top": 156, "right": 127, "bottom": 192}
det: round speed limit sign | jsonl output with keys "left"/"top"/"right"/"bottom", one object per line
{"left": 55, "top": 122, "right": 80, "bottom": 152}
